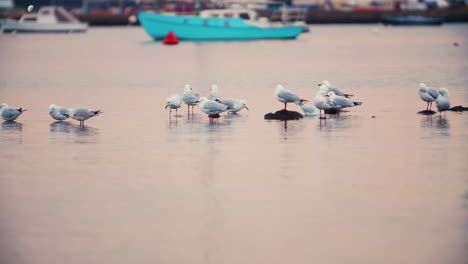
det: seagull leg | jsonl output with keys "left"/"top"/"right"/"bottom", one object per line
{"left": 284, "top": 103, "right": 287, "bottom": 111}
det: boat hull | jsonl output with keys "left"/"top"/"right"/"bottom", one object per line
{"left": 382, "top": 16, "right": 443, "bottom": 25}
{"left": 1, "top": 20, "right": 88, "bottom": 33}
{"left": 138, "top": 12, "right": 303, "bottom": 40}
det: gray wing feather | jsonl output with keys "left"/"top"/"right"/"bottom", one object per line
{"left": 427, "top": 88, "right": 439, "bottom": 100}
{"left": 329, "top": 86, "right": 346, "bottom": 97}
{"left": 2, "top": 108, "right": 20, "bottom": 119}
{"left": 204, "top": 101, "right": 228, "bottom": 111}
{"left": 332, "top": 96, "right": 354, "bottom": 107}
{"left": 73, "top": 108, "right": 91, "bottom": 117}
{"left": 279, "top": 90, "right": 300, "bottom": 102}
{"left": 220, "top": 99, "right": 236, "bottom": 108}
{"left": 59, "top": 108, "right": 70, "bottom": 117}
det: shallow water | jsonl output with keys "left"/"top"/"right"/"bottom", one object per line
{"left": 0, "top": 25, "right": 468, "bottom": 264}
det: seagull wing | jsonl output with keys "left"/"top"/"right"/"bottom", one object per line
{"left": 332, "top": 96, "right": 354, "bottom": 108}
{"left": 427, "top": 88, "right": 439, "bottom": 100}
{"left": 278, "top": 89, "right": 301, "bottom": 102}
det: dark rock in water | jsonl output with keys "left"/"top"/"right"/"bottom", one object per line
{"left": 325, "top": 108, "right": 339, "bottom": 114}
{"left": 417, "top": 110, "right": 437, "bottom": 115}
{"left": 264, "top": 110, "right": 303, "bottom": 120}
{"left": 448, "top": 105, "right": 468, "bottom": 112}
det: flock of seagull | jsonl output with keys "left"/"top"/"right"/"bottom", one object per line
{"left": 0, "top": 103, "right": 101, "bottom": 126}
{"left": 0, "top": 81, "right": 453, "bottom": 125}
{"left": 166, "top": 80, "right": 363, "bottom": 121}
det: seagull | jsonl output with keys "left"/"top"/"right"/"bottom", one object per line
{"left": 275, "top": 84, "right": 308, "bottom": 110}
{"left": 328, "top": 91, "right": 362, "bottom": 111}
{"left": 313, "top": 90, "right": 331, "bottom": 119}
{"left": 436, "top": 88, "right": 450, "bottom": 117}
{"left": 165, "top": 94, "right": 182, "bottom": 116}
{"left": 318, "top": 80, "right": 353, "bottom": 98}
{"left": 49, "top": 104, "right": 70, "bottom": 121}
{"left": 182, "top": 84, "right": 200, "bottom": 114}
{"left": 69, "top": 107, "right": 102, "bottom": 126}
{"left": 0, "top": 103, "right": 27, "bottom": 121}
{"left": 207, "top": 84, "right": 221, "bottom": 101}
{"left": 197, "top": 97, "right": 229, "bottom": 122}
{"left": 418, "top": 83, "right": 439, "bottom": 111}
{"left": 297, "top": 102, "right": 318, "bottom": 116}
{"left": 219, "top": 98, "right": 249, "bottom": 113}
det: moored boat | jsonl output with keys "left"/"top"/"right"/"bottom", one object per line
{"left": 382, "top": 16, "right": 443, "bottom": 25}
{"left": 138, "top": 9, "right": 304, "bottom": 41}
{"left": 1, "top": 6, "right": 88, "bottom": 33}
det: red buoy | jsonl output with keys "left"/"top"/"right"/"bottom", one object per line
{"left": 163, "top": 32, "right": 179, "bottom": 45}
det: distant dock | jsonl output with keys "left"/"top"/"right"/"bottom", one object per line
{"left": 2, "top": 7, "right": 468, "bottom": 26}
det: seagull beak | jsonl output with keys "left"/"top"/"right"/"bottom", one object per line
{"left": 317, "top": 83, "right": 321, "bottom": 86}
{"left": 245, "top": 106, "right": 249, "bottom": 110}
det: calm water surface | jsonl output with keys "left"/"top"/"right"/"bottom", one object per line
{"left": 1, "top": 25, "right": 468, "bottom": 264}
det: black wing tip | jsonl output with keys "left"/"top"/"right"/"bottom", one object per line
{"left": 300, "top": 99, "right": 309, "bottom": 103}
{"left": 94, "top": 110, "right": 103, "bottom": 115}
{"left": 345, "top": 94, "right": 354, "bottom": 98}
{"left": 354, "top": 102, "right": 363, "bottom": 106}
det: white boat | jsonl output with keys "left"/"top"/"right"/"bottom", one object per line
{"left": 1, "top": 6, "right": 88, "bottom": 33}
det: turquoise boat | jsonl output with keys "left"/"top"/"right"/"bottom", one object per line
{"left": 138, "top": 10, "right": 304, "bottom": 41}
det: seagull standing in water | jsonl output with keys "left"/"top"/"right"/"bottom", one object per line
{"left": 274, "top": 84, "right": 308, "bottom": 110}
{"left": 49, "top": 104, "right": 70, "bottom": 121}
{"left": 418, "top": 83, "right": 439, "bottom": 111}
{"left": 0, "top": 103, "right": 27, "bottom": 121}
{"left": 313, "top": 91, "right": 331, "bottom": 119}
{"left": 219, "top": 98, "right": 249, "bottom": 113}
{"left": 328, "top": 91, "right": 362, "bottom": 111}
{"left": 318, "top": 80, "right": 353, "bottom": 98}
{"left": 208, "top": 84, "right": 221, "bottom": 101}
{"left": 69, "top": 107, "right": 102, "bottom": 126}
{"left": 197, "top": 97, "right": 229, "bottom": 122}
{"left": 182, "top": 84, "right": 200, "bottom": 114}
{"left": 165, "top": 94, "right": 182, "bottom": 116}
{"left": 436, "top": 88, "right": 450, "bottom": 117}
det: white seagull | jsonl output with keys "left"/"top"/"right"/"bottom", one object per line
{"left": 0, "top": 103, "right": 27, "bottom": 121}
{"left": 418, "top": 83, "right": 439, "bottom": 111}
{"left": 165, "top": 94, "right": 182, "bottom": 116}
{"left": 49, "top": 104, "right": 70, "bottom": 121}
{"left": 197, "top": 97, "right": 229, "bottom": 122}
{"left": 207, "top": 84, "right": 221, "bottom": 101}
{"left": 69, "top": 107, "right": 102, "bottom": 126}
{"left": 182, "top": 84, "right": 200, "bottom": 114}
{"left": 219, "top": 98, "right": 249, "bottom": 113}
{"left": 318, "top": 80, "right": 353, "bottom": 98}
{"left": 275, "top": 84, "right": 308, "bottom": 110}
{"left": 328, "top": 91, "right": 362, "bottom": 111}
{"left": 436, "top": 88, "right": 450, "bottom": 116}
{"left": 313, "top": 90, "right": 331, "bottom": 119}
{"left": 297, "top": 102, "right": 318, "bottom": 116}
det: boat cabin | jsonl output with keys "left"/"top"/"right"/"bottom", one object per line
{"left": 19, "top": 6, "right": 80, "bottom": 24}
{"left": 199, "top": 9, "right": 258, "bottom": 21}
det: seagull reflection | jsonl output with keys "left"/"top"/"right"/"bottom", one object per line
{"left": 436, "top": 117, "right": 450, "bottom": 136}
{"left": 49, "top": 121, "right": 99, "bottom": 144}
{"left": 1, "top": 121, "right": 22, "bottom": 132}
{"left": 1, "top": 121, "right": 23, "bottom": 144}
{"left": 50, "top": 121, "right": 73, "bottom": 133}
{"left": 317, "top": 115, "right": 354, "bottom": 137}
